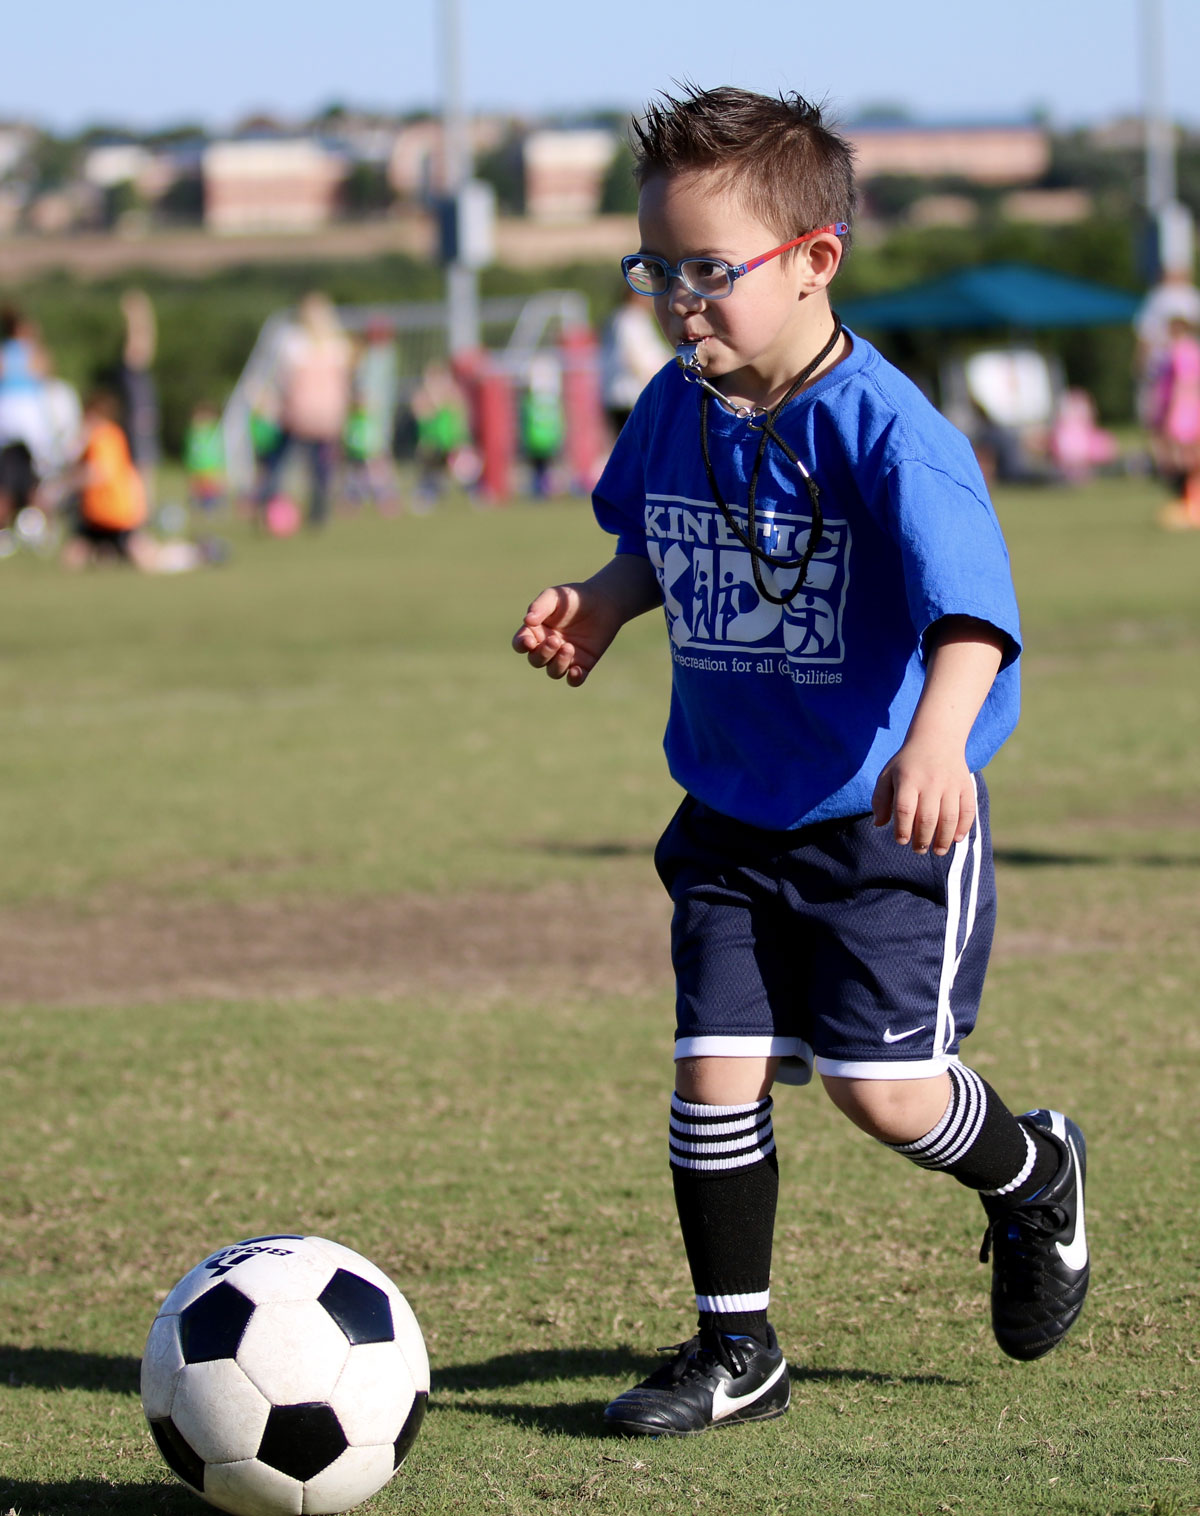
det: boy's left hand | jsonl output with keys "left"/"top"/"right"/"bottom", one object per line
{"left": 872, "top": 617, "right": 1005, "bottom": 855}
{"left": 871, "top": 741, "right": 976, "bottom": 856}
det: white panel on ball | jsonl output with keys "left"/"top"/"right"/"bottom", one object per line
{"left": 388, "top": 1295, "right": 430, "bottom": 1391}
{"left": 237, "top": 1300, "right": 350, "bottom": 1405}
{"left": 330, "top": 1342, "right": 416, "bottom": 1445}
{"left": 305, "top": 1240, "right": 430, "bottom": 1392}
{"left": 172, "top": 1359, "right": 271, "bottom": 1465}
{"left": 303, "top": 1238, "right": 402, "bottom": 1300}
{"left": 160, "top": 1237, "right": 306, "bottom": 1315}
{"left": 204, "top": 1457, "right": 304, "bottom": 1516}
{"left": 214, "top": 1242, "right": 338, "bottom": 1307}
{"left": 160, "top": 1258, "right": 227, "bottom": 1317}
{"left": 300, "top": 1443, "right": 397, "bottom": 1516}
{"left": 140, "top": 1314, "right": 184, "bottom": 1420}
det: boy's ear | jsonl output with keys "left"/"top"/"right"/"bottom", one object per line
{"left": 796, "top": 233, "right": 844, "bottom": 294}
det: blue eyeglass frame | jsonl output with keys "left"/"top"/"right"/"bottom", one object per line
{"left": 621, "top": 222, "right": 849, "bottom": 299}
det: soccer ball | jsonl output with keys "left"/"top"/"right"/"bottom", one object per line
{"left": 264, "top": 496, "right": 301, "bottom": 537}
{"left": 141, "top": 1235, "right": 429, "bottom": 1516}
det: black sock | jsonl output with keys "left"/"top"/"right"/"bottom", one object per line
{"left": 669, "top": 1093, "right": 777, "bottom": 1346}
{"left": 883, "top": 1064, "right": 1059, "bottom": 1202}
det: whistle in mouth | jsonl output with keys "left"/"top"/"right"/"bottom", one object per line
{"left": 675, "top": 341, "right": 703, "bottom": 373}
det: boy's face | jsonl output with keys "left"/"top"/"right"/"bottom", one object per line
{"left": 637, "top": 169, "right": 831, "bottom": 404}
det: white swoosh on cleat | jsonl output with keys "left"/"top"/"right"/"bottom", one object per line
{"left": 1055, "top": 1135, "right": 1088, "bottom": 1271}
{"left": 710, "top": 1358, "right": 788, "bottom": 1421}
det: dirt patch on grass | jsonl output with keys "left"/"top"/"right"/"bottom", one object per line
{"left": 0, "top": 884, "right": 676, "bottom": 1009}
{"left": 0, "top": 874, "right": 1156, "bottom": 1011}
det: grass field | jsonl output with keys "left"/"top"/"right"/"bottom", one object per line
{"left": 0, "top": 478, "right": 1197, "bottom": 1516}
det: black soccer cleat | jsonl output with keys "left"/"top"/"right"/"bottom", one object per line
{"left": 980, "top": 1109, "right": 1089, "bottom": 1361}
{"left": 603, "top": 1326, "right": 789, "bottom": 1437}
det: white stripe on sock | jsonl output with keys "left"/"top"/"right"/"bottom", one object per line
{"left": 670, "top": 1135, "right": 777, "bottom": 1172}
{"left": 923, "top": 1067, "right": 986, "bottom": 1166}
{"left": 696, "top": 1290, "right": 770, "bottom": 1314}
{"left": 981, "top": 1127, "right": 1037, "bottom": 1197}
{"left": 891, "top": 1064, "right": 987, "bottom": 1170}
{"left": 671, "top": 1094, "right": 770, "bottom": 1121}
{"left": 669, "top": 1128, "right": 771, "bottom": 1156}
{"left": 670, "top": 1112, "right": 773, "bottom": 1140}
{"left": 670, "top": 1093, "right": 775, "bottom": 1171}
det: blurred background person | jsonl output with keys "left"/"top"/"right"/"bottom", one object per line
{"left": 0, "top": 437, "right": 37, "bottom": 526}
{"left": 183, "top": 401, "right": 228, "bottom": 515}
{"left": 600, "top": 284, "right": 670, "bottom": 437}
{"left": 246, "top": 388, "right": 284, "bottom": 513}
{"left": 61, "top": 389, "right": 152, "bottom": 568}
{"left": 39, "top": 355, "right": 84, "bottom": 484}
{"left": 62, "top": 390, "right": 215, "bottom": 571}
{"left": 519, "top": 352, "right": 565, "bottom": 499}
{"left": 118, "top": 289, "right": 161, "bottom": 510}
{"left": 0, "top": 307, "right": 51, "bottom": 514}
{"left": 411, "top": 360, "right": 471, "bottom": 510}
{"left": 1149, "top": 313, "right": 1200, "bottom": 528}
{"left": 1134, "top": 270, "right": 1200, "bottom": 426}
{"left": 342, "top": 318, "right": 400, "bottom": 512}
{"left": 1048, "top": 389, "right": 1118, "bottom": 485}
{"left": 258, "top": 292, "right": 352, "bottom": 528}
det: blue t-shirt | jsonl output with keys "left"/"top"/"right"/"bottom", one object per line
{"left": 593, "top": 331, "right": 1021, "bottom": 830}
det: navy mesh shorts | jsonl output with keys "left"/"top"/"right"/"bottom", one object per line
{"left": 655, "top": 778, "right": 996, "bottom": 1084}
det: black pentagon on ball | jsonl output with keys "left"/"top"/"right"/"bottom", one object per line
{"left": 393, "top": 1390, "right": 427, "bottom": 1469}
{"left": 149, "top": 1417, "right": 206, "bottom": 1492}
{"left": 257, "top": 1402, "right": 348, "bottom": 1481}
{"left": 179, "top": 1281, "right": 256, "bottom": 1363}
{"left": 317, "top": 1268, "right": 394, "bottom": 1345}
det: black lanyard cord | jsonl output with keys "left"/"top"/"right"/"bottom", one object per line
{"left": 698, "top": 315, "right": 843, "bottom": 608}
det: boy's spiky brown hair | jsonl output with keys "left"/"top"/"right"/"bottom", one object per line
{"left": 630, "top": 84, "right": 857, "bottom": 250}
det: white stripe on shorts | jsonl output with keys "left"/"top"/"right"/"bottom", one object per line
{"left": 674, "top": 1034, "right": 814, "bottom": 1085}
{"left": 815, "top": 1052, "right": 960, "bottom": 1080}
{"left": 934, "top": 775, "right": 982, "bottom": 1057}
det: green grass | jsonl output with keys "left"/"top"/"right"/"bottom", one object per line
{"left": 1, "top": 479, "right": 1198, "bottom": 1516}
{"left": 0, "top": 498, "right": 676, "bottom": 907}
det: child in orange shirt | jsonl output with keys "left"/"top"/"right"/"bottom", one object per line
{"left": 61, "top": 391, "right": 147, "bottom": 562}
{"left": 60, "top": 391, "right": 173, "bottom": 569}
{"left": 61, "top": 392, "right": 224, "bottom": 572}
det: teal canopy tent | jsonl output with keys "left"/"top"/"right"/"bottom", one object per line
{"left": 838, "top": 264, "right": 1141, "bottom": 330}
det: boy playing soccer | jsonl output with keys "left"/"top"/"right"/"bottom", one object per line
{"left": 512, "top": 87, "right": 1089, "bottom": 1436}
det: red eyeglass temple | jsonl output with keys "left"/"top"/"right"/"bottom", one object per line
{"left": 740, "top": 223, "right": 849, "bottom": 275}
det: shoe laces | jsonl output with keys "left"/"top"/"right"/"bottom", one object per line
{"left": 656, "top": 1331, "right": 748, "bottom": 1383}
{"left": 979, "top": 1200, "right": 1071, "bottom": 1265}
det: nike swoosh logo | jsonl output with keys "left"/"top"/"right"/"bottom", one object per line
{"left": 882, "top": 1026, "right": 927, "bottom": 1044}
{"left": 1055, "top": 1134, "right": 1088, "bottom": 1271}
{"left": 710, "top": 1358, "right": 788, "bottom": 1421}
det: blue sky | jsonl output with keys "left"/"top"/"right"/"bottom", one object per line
{"left": 3, "top": 0, "right": 1197, "bottom": 132}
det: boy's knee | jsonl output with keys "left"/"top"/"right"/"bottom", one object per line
{"left": 675, "top": 1055, "right": 777, "bottom": 1105}
{"left": 821, "top": 1071, "right": 951, "bottom": 1144}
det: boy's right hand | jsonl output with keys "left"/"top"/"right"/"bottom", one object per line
{"left": 512, "top": 584, "right": 622, "bottom": 687}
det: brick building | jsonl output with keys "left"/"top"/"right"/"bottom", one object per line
{"left": 203, "top": 138, "right": 346, "bottom": 233}
{"left": 846, "top": 121, "right": 1051, "bottom": 184}
{"left": 522, "top": 129, "right": 616, "bottom": 223}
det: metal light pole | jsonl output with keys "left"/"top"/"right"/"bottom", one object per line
{"left": 1141, "top": 0, "right": 1175, "bottom": 213}
{"left": 441, "top": 0, "right": 480, "bottom": 353}
{"left": 1141, "top": 0, "right": 1193, "bottom": 277}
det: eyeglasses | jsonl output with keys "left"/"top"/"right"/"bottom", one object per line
{"left": 621, "top": 223, "right": 848, "bottom": 301}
